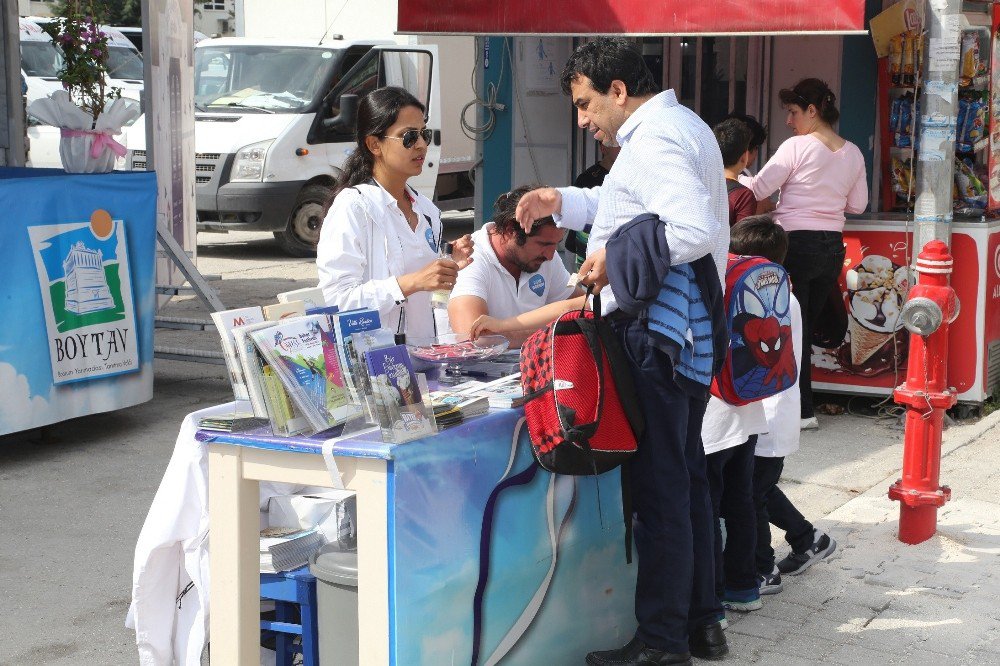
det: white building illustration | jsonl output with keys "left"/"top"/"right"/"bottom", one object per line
{"left": 62, "top": 241, "right": 115, "bottom": 314}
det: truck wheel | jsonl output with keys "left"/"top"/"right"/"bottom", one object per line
{"left": 274, "top": 183, "right": 332, "bottom": 257}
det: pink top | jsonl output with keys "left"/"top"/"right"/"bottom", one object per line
{"left": 740, "top": 134, "right": 868, "bottom": 233}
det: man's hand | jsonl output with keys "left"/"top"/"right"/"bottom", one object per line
{"left": 515, "top": 187, "right": 562, "bottom": 233}
{"left": 577, "top": 248, "right": 608, "bottom": 291}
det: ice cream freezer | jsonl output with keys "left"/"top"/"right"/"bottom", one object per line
{"left": 811, "top": 216, "right": 1000, "bottom": 407}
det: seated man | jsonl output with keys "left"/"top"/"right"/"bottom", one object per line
{"left": 449, "top": 185, "right": 583, "bottom": 345}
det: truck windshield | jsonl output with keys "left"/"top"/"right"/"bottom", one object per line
{"left": 194, "top": 45, "right": 339, "bottom": 113}
{"left": 20, "top": 41, "right": 64, "bottom": 78}
{"left": 107, "top": 45, "right": 143, "bottom": 81}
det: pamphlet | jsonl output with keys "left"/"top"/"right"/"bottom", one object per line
{"left": 363, "top": 344, "right": 436, "bottom": 443}
{"left": 276, "top": 287, "right": 326, "bottom": 309}
{"left": 210, "top": 306, "right": 266, "bottom": 402}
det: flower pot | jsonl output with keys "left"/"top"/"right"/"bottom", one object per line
{"left": 59, "top": 128, "right": 119, "bottom": 173}
{"left": 28, "top": 91, "right": 140, "bottom": 174}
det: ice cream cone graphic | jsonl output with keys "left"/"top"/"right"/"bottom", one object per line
{"left": 846, "top": 256, "right": 909, "bottom": 368}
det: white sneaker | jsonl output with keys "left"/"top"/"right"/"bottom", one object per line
{"left": 800, "top": 417, "right": 819, "bottom": 430}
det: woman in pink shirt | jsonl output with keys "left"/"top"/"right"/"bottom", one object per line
{"left": 742, "top": 78, "right": 868, "bottom": 429}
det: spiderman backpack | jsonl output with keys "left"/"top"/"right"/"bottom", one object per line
{"left": 711, "top": 254, "right": 798, "bottom": 406}
{"left": 519, "top": 291, "right": 643, "bottom": 475}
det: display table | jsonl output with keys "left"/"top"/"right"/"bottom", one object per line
{"left": 0, "top": 168, "right": 157, "bottom": 435}
{"left": 203, "top": 408, "right": 636, "bottom": 665}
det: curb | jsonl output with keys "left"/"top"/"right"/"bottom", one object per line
{"left": 818, "top": 408, "right": 1000, "bottom": 521}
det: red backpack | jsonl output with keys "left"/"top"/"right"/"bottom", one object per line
{"left": 519, "top": 292, "right": 643, "bottom": 475}
{"left": 711, "top": 254, "right": 798, "bottom": 405}
{"left": 519, "top": 293, "right": 643, "bottom": 563}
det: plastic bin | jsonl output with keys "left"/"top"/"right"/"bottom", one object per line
{"left": 309, "top": 545, "right": 359, "bottom": 666}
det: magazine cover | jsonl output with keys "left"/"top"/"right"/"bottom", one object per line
{"left": 232, "top": 320, "right": 279, "bottom": 418}
{"left": 210, "top": 306, "right": 265, "bottom": 402}
{"left": 349, "top": 328, "right": 397, "bottom": 420}
{"left": 276, "top": 287, "right": 326, "bottom": 309}
{"left": 250, "top": 315, "right": 352, "bottom": 433}
{"left": 331, "top": 308, "right": 382, "bottom": 403}
{"left": 363, "top": 344, "right": 435, "bottom": 443}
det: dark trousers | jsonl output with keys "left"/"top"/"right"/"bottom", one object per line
{"left": 612, "top": 318, "right": 719, "bottom": 654}
{"left": 752, "top": 455, "right": 815, "bottom": 575}
{"left": 781, "top": 230, "right": 845, "bottom": 418}
{"left": 706, "top": 436, "right": 758, "bottom": 598}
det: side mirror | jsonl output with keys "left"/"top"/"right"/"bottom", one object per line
{"left": 323, "top": 94, "right": 359, "bottom": 133}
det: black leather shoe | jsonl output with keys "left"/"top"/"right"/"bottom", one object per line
{"left": 586, "top": 636, "right": 693, "bottom": 666}
{"left": 689, "top": 621, "right": 729, "bottom": 660}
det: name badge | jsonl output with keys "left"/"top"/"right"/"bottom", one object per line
{"left": 528, "top": 274, "right": 545, "bottom": 297}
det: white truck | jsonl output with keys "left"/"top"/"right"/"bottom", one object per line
{"left": 125, "top": 38, "right": 448, "bottom": 256}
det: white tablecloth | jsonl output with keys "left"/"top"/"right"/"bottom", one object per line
{"left": 126, "top": 403, "right": 317, "bottom": 666}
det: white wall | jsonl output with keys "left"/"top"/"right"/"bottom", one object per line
{"left": 22, "top": 1, "right": 55, "bottom": 18}
{"left": 510, "top": 36, "right": 574, "bottom": 190}
{"left": 240, "top": 0, "right": 399, "bottom": 42}
{"left": 766, "top": 36, "right": 844, "bottom": 152}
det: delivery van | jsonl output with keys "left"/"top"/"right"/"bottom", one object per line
{"left": 125, "top": 38, "right": 441, "bottom": 256}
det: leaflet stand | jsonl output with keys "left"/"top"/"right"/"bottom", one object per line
{"left": 319, "top": 373, "right": 437, "bottom": 488}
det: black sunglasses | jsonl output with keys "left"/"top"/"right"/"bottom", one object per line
{"left": 384, "top": 128, "right": 433, "bottom": 149}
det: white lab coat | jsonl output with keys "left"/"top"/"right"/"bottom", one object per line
{"left": 316, "top": 180, "right": 443, "bottom": 341}
{"left": 126, "top": 403, "right": 313, "bottom": 665}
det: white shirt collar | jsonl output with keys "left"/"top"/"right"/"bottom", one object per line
{"left": 616, "top": 89, "right": 680, "bottom": 146}
{"left": 473, "top": 222, "right": 504, "bottom": 270}
{"left": 369, "top": 178, "right": 420, "bottom": 211}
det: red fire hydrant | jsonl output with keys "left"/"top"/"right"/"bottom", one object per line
{"left": 888, "top": 240, "right": 959, "bottom": 545}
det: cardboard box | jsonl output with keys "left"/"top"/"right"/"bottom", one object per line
{"left": 871, "top": 1, "right": 921, "bottom": 57}
{"left": 268, "top": 490, "right": 357, "bottom": 550}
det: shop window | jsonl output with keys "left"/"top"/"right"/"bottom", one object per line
{"left": 670, "top": 36, "right": 761, "bottom": 129}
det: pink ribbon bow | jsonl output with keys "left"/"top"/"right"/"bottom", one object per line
{"left": 60, "top": 128, "right": 128, "bottom": 159}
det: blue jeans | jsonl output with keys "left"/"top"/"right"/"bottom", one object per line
{"left": 782, "top": 230, "right": 845, "bottom": 418}
{"left": 612, "top": 317, "right": 719, "bottom": 654}
{"left": 706, "top": 436, "right": 759, "bottom": 597}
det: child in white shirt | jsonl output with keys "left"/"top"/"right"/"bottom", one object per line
{"left": 729, "top": 217, "right": 838, "bottom": 594}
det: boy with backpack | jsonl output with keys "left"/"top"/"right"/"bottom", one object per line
{"left": 713, "top": 119, "right": 757, "bottom": 227}
{"left": 729, "top": 216, "right": 837, "bottom": 595}
{"left": 701, "top": 345, "right": 768, "bottom": 615}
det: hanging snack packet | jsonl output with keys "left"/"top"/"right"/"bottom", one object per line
{"left": 891, "top": 157, "right": 912, "bottom": 202}
{"left": 896, "top": 95, "right": 913, "bottom": 148}
{"left": 955, "top": 158, "right": 987, "bottom": 210}
{"left": 955, "top": 99, "right": 971, "bottom": 151}
{"left": 889, "top": 34, "right": 905, "bottom": 86}
{"left": 960, "top": 31, "right": 981, "bottom": 87}
{"left": 967, "top": 100, "right": 987, "bottom": 146}
{"left": 902, "top": 32, "right": 917, "bottom": 86}
{"left": 890, "top": 97, "right": 903, "bottom": 135}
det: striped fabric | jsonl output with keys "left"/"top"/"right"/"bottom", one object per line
{"left": 646, "top": 264, "right": 715, "bottom": 386}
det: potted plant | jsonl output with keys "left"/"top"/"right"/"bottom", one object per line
{"left": 27, "top": 1, "right": 141, "bottom": 173}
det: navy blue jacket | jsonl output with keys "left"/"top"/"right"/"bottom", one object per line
{"left": 605, "top": 214, "right": 728, "bottom": 397}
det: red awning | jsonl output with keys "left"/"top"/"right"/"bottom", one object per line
{"left": 397, "top": 0, "right": 866, "bottom": 35}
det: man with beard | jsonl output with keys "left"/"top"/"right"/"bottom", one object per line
{"left": 448, "top": 185, "right": 583, "bottom": 346}
{"left": 515, "top": 37, "right": 730, "bottom": 665}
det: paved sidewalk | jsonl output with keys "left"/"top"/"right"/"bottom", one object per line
{"left": 722, "top": 411, "right": 1000, "bottom": 664}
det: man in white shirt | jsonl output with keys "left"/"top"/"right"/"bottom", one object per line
{"left": 449, "top": 186, "right": 582, "bottom": 345}
{"left": 515, "top": 38, "right": 729, "bottom": 666}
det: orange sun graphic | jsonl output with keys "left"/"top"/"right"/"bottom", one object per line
{"left": 90, "top": 209, "right": 114, "bottom": 240}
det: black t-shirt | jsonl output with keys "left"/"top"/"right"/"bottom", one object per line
{"left": 574, "top": 163, "right": 610, "bottom": 190}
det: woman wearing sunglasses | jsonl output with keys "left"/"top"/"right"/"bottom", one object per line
{"left": 317, "top": 86, "right": 473, "bottom": 341}
{"left": 738, "top": 78, "right": 868, "bottom": 430}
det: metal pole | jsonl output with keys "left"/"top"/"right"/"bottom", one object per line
{"left": 0, "top": 0, "right": 27, "bottom": 167}
{"left": 913, "top": 0, "right": 963, "bottom": 249}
